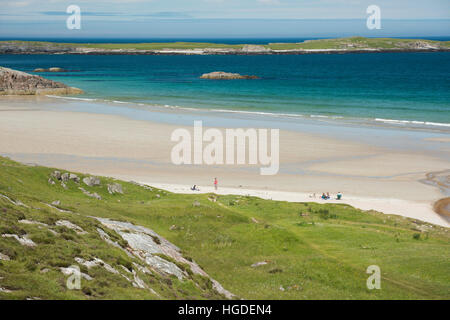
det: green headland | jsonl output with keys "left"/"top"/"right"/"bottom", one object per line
{"left": 0, "top": 156, "right": 448, "bottom": 300}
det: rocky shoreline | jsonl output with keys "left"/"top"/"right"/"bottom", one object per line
{"left": 1, "top": 39, "right": 449, "bottom": 56}
{"left": 1, "top": 48, "right": 449, "bottom": 56}
{"left": 0, "top": 66, "right": 83, "bottom": 96}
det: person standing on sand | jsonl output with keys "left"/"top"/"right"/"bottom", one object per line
{"left": 214, "top": 178, "right": 218, "bottom": 191}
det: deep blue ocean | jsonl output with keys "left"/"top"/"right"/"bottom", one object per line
{"left": 1, "top": 51, "right": 449, "bottom": 127}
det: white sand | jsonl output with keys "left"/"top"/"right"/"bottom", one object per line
{"left": 0, "top": 97, "right": 448, "bottom": 228}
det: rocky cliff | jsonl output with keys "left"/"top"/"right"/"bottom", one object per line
{"left": 0, "top": 67, "right": 83, "bottom": 95}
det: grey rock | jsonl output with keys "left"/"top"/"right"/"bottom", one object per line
{"left": 61, "top": 173, "right": 69, "bottom": 182}
{"left": 0, "top": 66, "right": 83, "bottom": 96}
{"left": 95, "top": 217, "right": 235, "bottom": 299}
{"left": 74, "top": 257, "right": 119, "bottom": 275}
{"left": 251, "top": 261, "right": 268, "bottom": 268}
{"left": 48, "top": 178, "right": 55, "bottom": 185}
{"left": 51, "top": 170, "right": 61, "bottom": 180}
{"left": 48, "top": 67, "right": 67, "bottom": 72}
{"left": 0, "top": 253, "right": 10, "bottom": 261}
{"left": 69, "top": 173, "right": 80, "bottom": 183}
{"left": 55, "top": 220, "right": 87, "bottom": 235}
{"left": 60, "top": 266, "right": 93, "bottom": 281}
{"left": 2, "top": 234, "right": 36, "bottom": 247}
{"left": 51, "top": 200, "right": 61, "bottom": 206}
{"left": 200, "top": 71, "right": 259, "bottom": 80}
{"left": 83, "top": 176, "right": 101, "bottom": 187}
{"left": 107, "top": 183, "right": 123, "bottom": 194}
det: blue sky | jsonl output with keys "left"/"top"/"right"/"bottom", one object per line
{"left": 1, "top": 0, "right": 449, "bottom": 38}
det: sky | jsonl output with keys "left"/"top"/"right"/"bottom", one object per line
{"left": 0, "top": 0, "right": 449, "bottom": 38}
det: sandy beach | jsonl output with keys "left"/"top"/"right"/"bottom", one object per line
{"left": 0, "top": 97, "right": 449, "bottom": 227}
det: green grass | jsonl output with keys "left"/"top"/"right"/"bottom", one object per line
{"left": 268, "top": 37, "right": 450, "bottom": 50}
{"left": 0, "top": 156, "right": 449, "bottom": 300}
{"left": 1, "top": 37, "right": 449, "bottom": 52}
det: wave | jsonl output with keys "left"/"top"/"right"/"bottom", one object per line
{"left": 46, "top": 94, "right": 450, "bottom": 130}
{"left": 375, "top": 118, "right": 450, "bottom": 128}
{"left": 45, "top": 95, "right": 98, "bottom": 102}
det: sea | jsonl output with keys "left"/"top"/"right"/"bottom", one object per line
{"left": 0, "top": 38, "right": 449, "bottom": 131}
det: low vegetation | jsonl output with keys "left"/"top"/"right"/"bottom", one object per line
{"left": 0, "top": 37, "right": 449, "bottom": 54}
{"left": 0, "top": 156, "right": 448, "bottom": 300}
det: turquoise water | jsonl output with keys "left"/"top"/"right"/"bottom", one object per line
{"left": 1, "top": 52, "right": 449, "bottom": 127}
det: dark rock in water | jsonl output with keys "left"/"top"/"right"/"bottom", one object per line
{"left": 200, "top": 71, "right": 259, "bottom": 80}
{"left": 33, "top": 67, "right": 68, "bottom": 73}
{"left": 0, "top": 66, "right": 83, "bottom": 95}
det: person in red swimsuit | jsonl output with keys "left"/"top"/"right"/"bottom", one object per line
{"left": 214, "top": 178, "right": 218, "bottom": 191}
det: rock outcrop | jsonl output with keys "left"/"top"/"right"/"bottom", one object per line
{"left": 200, "top": 71, "right": 259, "bottom": 80}
{"left": 0, "top": 66, "right": 83, "bottom": 95}
{"left": 107, "top": 183, "right": 123, "bottom": 194}
{"left": 33, "top": 67, "right": 68, "bottom": 72}
{"left": 83, "top": 176, "right": 101, "bottom": 187}
{"left": 242, "top": 44, "right": 272, "bottom": 53}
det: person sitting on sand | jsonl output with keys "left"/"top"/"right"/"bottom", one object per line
{"left": 191, "top": 185, "right": 200, "bottom": 191}
{"left": 322, "top": 193, "right": 327, "bottom": 200}
{"left": 337, "top": 192, "right": 342, "bottom": 200}
{"left": 327, "top": 192, "right": 330, "bottom": 199}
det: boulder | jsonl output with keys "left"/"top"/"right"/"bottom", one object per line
{"left": 48, "top": 67, "right": 67, "bottom": 72}
{"left": 200, "top": 71, "right": 259, "bottom": 80}
{"left": 107, "top": 183, "right": 123, "bottom": 194}
{"left": 61, "top": 173, "right": 69, "bottom": 182}
{"left": 0, "top": 253, "right": 10, "bottom": 261}
{"left": 69, "top": 173, "right": 80, "bottom": 183}
{"left": 51, "top": 170, "right": 61, "bottom": 180}
{"left": 0, "top": 66, "right": 83, "bottom": 95}
{"left": 83, "top": 176, "right": 101, "bottom": 187}
{"left": 33, "top": 67, "right": 67, "bottom": 72}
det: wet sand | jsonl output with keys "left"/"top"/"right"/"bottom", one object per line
{"left": 0, "top": 97, "right": 449, "bottom": 227}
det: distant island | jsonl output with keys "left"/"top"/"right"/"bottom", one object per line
{"left": 1, "top": 37, "right": 449, "bottom": 55}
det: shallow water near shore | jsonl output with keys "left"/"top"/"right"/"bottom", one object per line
{"left": 1, "top": 52, "right": 449, "bottom": 128}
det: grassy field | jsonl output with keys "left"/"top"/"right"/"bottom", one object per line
{"left": 0, "top": 156, "right": 449, "bottom": 300}
{"left": 268, "top": 37, "right": 450, "bottom": 50}
{"left": 1, "top": 37, "right": 449, "bottom": 52}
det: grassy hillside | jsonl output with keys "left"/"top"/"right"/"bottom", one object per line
{"left": 0, "top": 156, "right": 449, "bottom": 300}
